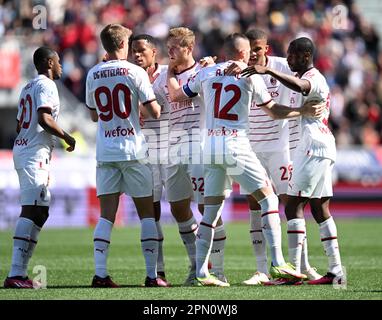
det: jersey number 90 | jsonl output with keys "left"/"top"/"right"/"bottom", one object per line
{"left": 95, "top": 84, "right": 132, "bottom": 121}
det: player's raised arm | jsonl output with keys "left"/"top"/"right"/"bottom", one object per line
{"left": 243, "top": 65, "right": 311, "bottom": 94}
{"left": 166, "top": 63, "right": 189, "bottom": 102}
{"left": 259, "top": 99, "right": 325, "bottom": 120}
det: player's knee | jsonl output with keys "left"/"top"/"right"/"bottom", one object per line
{"left": 258, "top": 193, "right": 279, "bottom": 213}
{"left": 34, "top": 206, "right": 49, "bottom": 228}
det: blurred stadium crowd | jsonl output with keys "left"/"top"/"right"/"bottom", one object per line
{"left": 1, "top": 0, "right": 381, "bottom": 147}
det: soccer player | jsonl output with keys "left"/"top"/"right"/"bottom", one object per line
{"left": 242, "top": 37, "right": 344, "bottom": 285}
{"left": 4, "top": 47, "right": 76, "bottom": 289}
{"left": 168, "top": 33, "right": 322, "bottom": 286}
{"left": 164, "top": 27, "right": 228, "bottom": 284}
{"left": 227, "top": 29, "right": 321, "bottom": 285}
{"left": 86, "top": 24, "right": 167, "bottom": 288}
{"left": 131, "top": 34, "right": 169, "bottom": 285}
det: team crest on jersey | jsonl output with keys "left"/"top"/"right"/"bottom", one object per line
{"left": 270, "top": 77, "right": 277, "bottom": 85}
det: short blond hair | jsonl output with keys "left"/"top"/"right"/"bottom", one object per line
{"left": 100, "top": 24, "right": 132, "bottom": 53}
{"left": 168, "top": 27, "right": 195, "bottom": 48}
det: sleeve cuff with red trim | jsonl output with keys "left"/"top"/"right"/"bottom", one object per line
{"left": 256, "top": 99, "right": 273, "bottom": 107}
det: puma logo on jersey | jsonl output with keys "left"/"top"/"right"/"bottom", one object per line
{"left": 145, "top": 248, "right": 155, "bottom": 253}
{"left": 95, "top": 248, "right": 105, "bottom": 254}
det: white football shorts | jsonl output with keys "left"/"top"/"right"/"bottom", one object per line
{"left": 204, "top": 151, "right": 271, "bottom": 198}
{"left": 152, "top": 163, "right": 167, "bottom": 202}
{"left": 96, "top": 160, "right": 153, "bottom": 198}
{"left": 240, "top": 150, "right": 291, "bottom": 195}
{"left": 165, "top": 162, "right": 204, "bottom": 204}
{"left": 16, "top": 159, "right": 51, "bottom": 206}
{"left": 287, "top": 153, "right": 334, "bottom": 198}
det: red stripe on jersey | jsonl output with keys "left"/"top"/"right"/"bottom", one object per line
{"left": 251, "top": 124, "right": 278, "bottom": 130}
{"left": 287, "top": 230, "right": 305, "bottom": 234}
{"left": 250, "top": 119, "right": 274, "bottom": 124}
{"left": 251, "top": 114, "right": 270, "bottom": 118}
{"left": 250, "top": 138, "right": 279, "bottom": 142}
{"left": 250, "top": 131, "right": 279, "bottom": 136}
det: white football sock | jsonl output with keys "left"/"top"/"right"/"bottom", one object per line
{"left": 22, "top": 224, "right": 41, "bottom": 277}
{"left": 196, "top": 203, "right": 223, "bottom": 278}
{"left": 9, "top": 217, "right": 35, "bottom": 277}
{"left": 287, "top": 218, "right": 306, "bottom": 274}
{"left": 156, "top": 221, "right": 165, "bottom": 273}
{"left": 319, "top": 217, "right": 343, "bottom": 276}
{"left": 93, "top": 217, "right": 113, "bottom": 278}
{"left": 141, "top": 218, "right": 159, "bottom": 279}
{"left": 258, "top": 194, "right": 285, "bottom": 266}
{"left": 301, "top": 235, "right": 312, "bottom": 272}
{"left": 210, "top": 224, "right": 226, "bottom": 276}
{"left": 250, "top": 209, "right": 268, "bottom": 274}
{"left": 178, "top": 216, "right": 198, "bottom": 272}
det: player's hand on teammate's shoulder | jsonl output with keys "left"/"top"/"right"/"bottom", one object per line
{"left": 147, "top": 64, "right": 157, "bottom": 83}
{"left": 301, "top": 99, "right": 326, "bottom": 118}
{"left": 241, "top": 64, "right": 268, "bottom": 77}
{"left": 199, "top": 55, "right": 217, "bottom": 68}
{"left": 224, "top": 61, "right": 247, "bottom": 76}
{"left": 63, "top": 132, "right": 76, "bottom": 152}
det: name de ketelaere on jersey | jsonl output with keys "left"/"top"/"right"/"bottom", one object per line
{"left": 13, "top": 74, "right": 60, "bottom": 169}
{"left": 249, "top": 56, "right": 292, "bottom": 152}
{"left": 183, "top": 61, "right": 272, "bottom": 155}
{"left": 86, "top": 60, "right": 156, "bottom": 162}
{"left": 298, "top": 67, "right": 336, "bottom": 161}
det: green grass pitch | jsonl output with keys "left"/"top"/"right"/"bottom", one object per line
{"left": 0, "top": 219, "right": 381, "bottom": 300}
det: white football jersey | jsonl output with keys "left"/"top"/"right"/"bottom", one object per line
{"left": 13, "top": 74, "right": 60, "bottom": 169}
{"left": 297, "top": 67, "right": 336, "bottom": 161}
{"left": 183, "top": 61, "right": 272, "bottom": 155}
{"left": 249, "top": 56, "right": 292, "bottom": 152}
{"left": 86, "top": 60, "right": 156, "bottom": 162}
{"left": 142, "top": 64, "right": 169, "bottom": 161}
{"left": 168, "top": 62, "right": 205, "bottom": 156}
